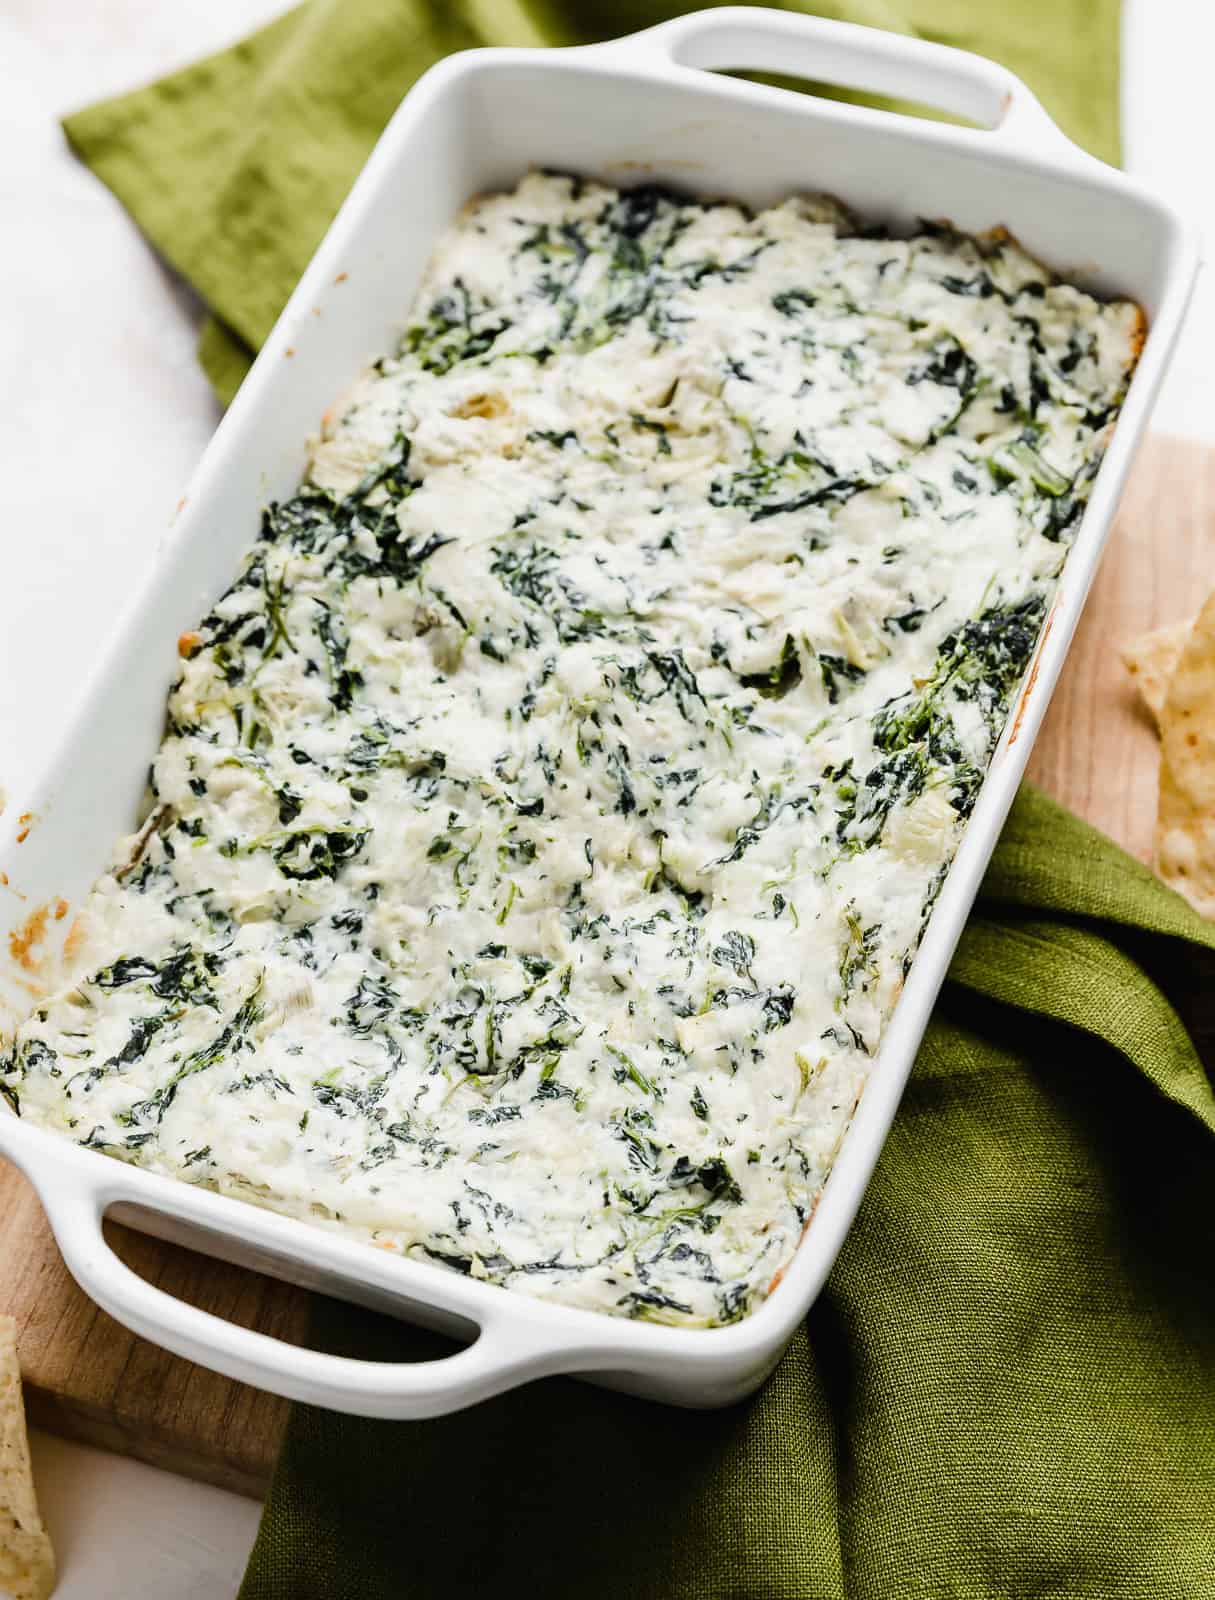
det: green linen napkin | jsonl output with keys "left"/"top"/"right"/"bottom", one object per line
{"left": 236, "top": 788, "right": 1215, "bottom": 1600}
{"left": 237, "top": 793, "right": 1215, "bottom": 1600}
{"left": 63, "top": 4, "right": 1215, "bottom": 1596}
{"left": 63, "top": 0, "right": 1123, "bottom": 407}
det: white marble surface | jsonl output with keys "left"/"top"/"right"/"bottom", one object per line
{"left": 1, "top": 1, "right": 1211, "bottom": 1594}
{"left": 26, "top": 1432, "right": 260, "bottom": 1600}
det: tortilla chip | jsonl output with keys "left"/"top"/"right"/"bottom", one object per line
{"left": 1155, "top": 592, "right": 1215, "bottom": 920}
{"left": 0, "top": 1316, "right": 55, "bottom": 1600}
{"left": 1121, "top": 616, "right": 1194, "bottom": 729}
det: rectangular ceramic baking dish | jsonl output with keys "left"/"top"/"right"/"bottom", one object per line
{"left": 0, "top": 9, "right": 1198, "bottom": 1419}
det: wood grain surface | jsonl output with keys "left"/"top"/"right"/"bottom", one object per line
{"left": 1, "top": 1160, "right": 299, "bottom": 1497}
{"left": 1026, "top": 436, "right": 1215, "bottom": 858}
{"left": 1, "top": 434, "right": 1212, "bottom": 1500}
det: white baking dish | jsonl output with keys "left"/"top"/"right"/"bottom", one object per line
{"left": 0, "top": 9, "right": 1197, "bottom": 1419}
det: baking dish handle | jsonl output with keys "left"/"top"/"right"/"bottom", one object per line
{"left": 36, "top": 1165, "right": 563, "bottom": 1420}
{"left": 590, "top": 6, "right": 1099, "bottom": 168}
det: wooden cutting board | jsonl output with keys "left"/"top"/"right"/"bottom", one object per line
{"left": 2, "top": 434, "right": 1212, "bottom": 1499}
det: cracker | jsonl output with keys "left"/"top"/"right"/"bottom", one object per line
{"left": 1155, "top": 592, "right": 1215, "bottom": 919}
{"left": 0, "top": 1316, "right": 55, "bottom": 1600}
{"left": 1121, "top": 616, "right": 1193, "bottom": 729}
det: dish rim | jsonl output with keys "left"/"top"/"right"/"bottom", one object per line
{"left": 0, "top": 9, "right": 1200, "bottom": 1417}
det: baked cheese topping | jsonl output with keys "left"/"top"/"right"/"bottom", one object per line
{"left": 2, "top": 174, "right": 1142, "bottom": 1327}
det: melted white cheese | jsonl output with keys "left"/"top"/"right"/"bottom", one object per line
{"left": 3, "top": 174, "right": 1141, "bottom": 1327}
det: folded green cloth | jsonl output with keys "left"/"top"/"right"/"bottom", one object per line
{"left": 64, "top": 4, "right": 1215, "bottom": 1596}
{"left": 237, "top": 795, "right": 1215, "bottom": 1600}
{"left": 63, "top": 0, "right": 1123, "bottom": 407}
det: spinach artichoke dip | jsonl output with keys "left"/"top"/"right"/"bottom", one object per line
{"left": 3, "top": 174, "right": 1142, "bottom": 1328}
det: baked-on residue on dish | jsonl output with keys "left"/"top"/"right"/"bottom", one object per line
{"left": 2, "top": 174, "right": 1142, "bottom": 1326}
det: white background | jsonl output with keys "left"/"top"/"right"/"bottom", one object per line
{"left": 1, "top": 0, "right": 1209, "bottom": 1594}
